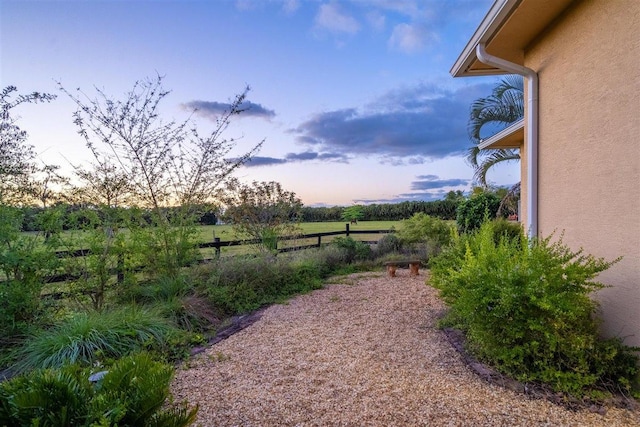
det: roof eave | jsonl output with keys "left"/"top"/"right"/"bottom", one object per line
{"left": 450, "top": 0, "right": 522, "bottom": 77}
{"left": 478, "top": 118, "right": 524, "bottom": 149}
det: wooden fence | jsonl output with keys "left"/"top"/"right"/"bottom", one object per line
{"left": 45, "top": 224, "right": 393, "bottom": 286}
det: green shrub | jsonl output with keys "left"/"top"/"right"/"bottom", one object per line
{"left": 14, "top": 306, "right": 175, "bottom": 373}
{"left": 455, "top": 192, "right": 501, "bottom": 233}
{"left": 0, "top": 365, "right": 93, "bottom": 426}
{"left": 0, "top": 206, "right": 61, "bottom": 343}
{"left": 0, "top": 353, "right": 197, "bottom": 427}
{"left": 396, "top": 213, "right": 453, "bottom": 259}
{"left": 430, "top": 220, "right": 639, "bottom": 397}
{"left": 374, "top": 234, "right": 402, "bottom": 257}
{"left": 331, "top": 237, "right": 372, "bottom": 263}
{"left": 204, "top": 254, "right": 325, "bottom": 316}
{"left": 490, "top": 218, "right": 524, "bottom": 245}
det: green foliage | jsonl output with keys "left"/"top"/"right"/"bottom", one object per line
{"left": 397, "top": 213, "right": 453, "bottom": 257}
{"left": 331, "top": 237, "right": 372, "bottom": 263}
{"left": 0, "top": 205, "right": 62, "bottom": 343}
{"left": 455, "top": 192, "right": 501, "bottom": 233}
{"left": 14, "top": 306, "right": 175, "bottom": 374}
{"left": 0, "top": 353, "right": 197, "bottom": 427}
{"left": 0, "top": 365, "right": 93, "bottom": 426}
{"left": 490, "top": 218, "right": 524, "bottom": 245}
{"left": 201, "top": 243, "right": 378, "bottom": 316}
{"left": 222, "top": 180, "right": 303, "bottom": 254}
{"left": 374, "top": 234, "right": 402, "bottom": 257}
{"left": 431, "top": 220, "right": 639, "bottom": 397}
{"left": 204, "top": 255, "right": 324, "bottom": 315}
{"left": 341, "top": 205, "right": 364, "bottom": 223}
{"left": 466, "top": 75, "right": 523, "bottom": 187}
{"left": 301, "top": 200, "right": 460, "bottom": 222}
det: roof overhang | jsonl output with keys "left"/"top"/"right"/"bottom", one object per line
{"left": 450, "top": 0, "right": 575, "bottom": 77}
{"left": 478, "top": 118, "right": 524, "bottom": 149}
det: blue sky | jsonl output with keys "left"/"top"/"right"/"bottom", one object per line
{"left": 0, "top": 0, "right": 519, "bottom": 207}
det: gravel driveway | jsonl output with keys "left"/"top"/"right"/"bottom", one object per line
{"left": 171, "top": 271, "right": 640, "bottom": 426}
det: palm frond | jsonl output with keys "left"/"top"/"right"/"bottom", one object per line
{"left": 474, "top": 149, "right": 520, "bottom": 187}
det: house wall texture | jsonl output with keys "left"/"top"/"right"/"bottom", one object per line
{"left": 524, "top": 0, "right": 640, "bottom": 346}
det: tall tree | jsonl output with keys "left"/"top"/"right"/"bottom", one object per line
{"left": 58, "top": 75, "right": 262, "bottom": 278}
{"left": 0, "top": 86, "right": 56, "bottom": 203}
{"left": 466, "top": 75, "right": 523, "bottom": 187}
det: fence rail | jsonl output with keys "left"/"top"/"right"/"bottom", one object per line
{"left": 40, "top": 224, "right": 393, "bottom": 286}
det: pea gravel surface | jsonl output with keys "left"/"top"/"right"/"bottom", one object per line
{"left": 171, "top": 271, "right": 640, "bottom": 427}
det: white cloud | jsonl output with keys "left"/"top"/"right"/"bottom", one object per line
{"left": 366, "top": 10, "right": 386, "bottom": 31}
{"left": 282, "top": 0, "right": 300, "bottom": 14}
{"left": 388, "top": 23, "right": 437, "bottom": 54}
{"left": 315, "top": 3, "right": 360, "bottom": 35}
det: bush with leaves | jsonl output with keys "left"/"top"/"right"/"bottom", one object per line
{"left": 396, "top": 213, "right": 453, "bottom": 258}
{"left": 374, "top": 234, "right": 402, "bottom": 257}
{"left": 203, "top": 254, "right": 325, "bottom": 316}
{"left": 0, "top": 205, "right": 63, "bottom": 345}
{"left": 331, "top": 236, "right": 372, "bottom": 263}
{"left": 455, "top": 192, "right": 501, "bottom": 233}
{"left": 430, "top": 220, "right": 639, "bottom": 397}
{"left": 0, "top": 352, "right": 197, "bottom": 427}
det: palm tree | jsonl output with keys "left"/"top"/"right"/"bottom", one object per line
{"left": 466, "top": 75, "right": 524, "bottom": 187}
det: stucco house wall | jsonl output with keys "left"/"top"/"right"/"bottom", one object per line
{"left": 523, "top": 0, "right": 640, "bottom": 345}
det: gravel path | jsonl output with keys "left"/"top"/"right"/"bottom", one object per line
{"left": 172, "top": 271, "right": 640, "bottom": 426}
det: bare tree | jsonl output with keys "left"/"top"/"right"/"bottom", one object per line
{"left": 0, "top": 86, "right": 56, "bottom": 203}
{"left": 58, "top": 75, "right": 263, "bottom": 277}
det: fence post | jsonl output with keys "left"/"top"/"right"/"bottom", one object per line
{"left": 345, "top": 223, "right": 350, "bottom": 236}
{"left": 214, "top": 237, "right": 221, "bottom": 259}
{"left": 117, "top": 253, "right": 124, "bottom": 284}
{"left": 317, "top": 235, "right": 321, "bottom": 247}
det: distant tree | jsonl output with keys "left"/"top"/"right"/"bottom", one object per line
{"left": 467, "top": 75, "right": 523, "bottom": 187}
{"left": 0, "top": 86, "right": 56, "bottom": 203}
{"left": 444, "top": 190, "right": 465, "bottom": 202}
{"left": 341, "top": 205, "right": 364, "bottom": 224}
{"left": 221, "top": 179, "right": 302, "bottom": 253}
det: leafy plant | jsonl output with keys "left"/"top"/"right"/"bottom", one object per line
{"left": 0, "top": 353, "right": 198, "bottom": 427}
{"left": 331, "top": 237, "right": 372, "bottom": 263}
{"left": 374, "top": 234, "right": 402, "bottom": 257}
{"left": 0, "top": 205, "right": 62, "bottom": 343}
{"left": 455, "top": 192, "right": 501, "bottom": 233}
{"left": 397, "top": 213, "right": 453, "bottom": 258}
{"left": 431, "top": 220, "right": 639, "bottom": 397}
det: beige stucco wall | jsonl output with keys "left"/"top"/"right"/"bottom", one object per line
{"left": 523, "top": 0, "right": 640, "bottom": 346}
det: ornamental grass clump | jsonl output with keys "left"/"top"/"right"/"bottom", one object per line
{"left": 430, "top": 220, "right": 639, "bottom": 397}
{"left": 13, "top": 306, "right": 175, "bottom": 374}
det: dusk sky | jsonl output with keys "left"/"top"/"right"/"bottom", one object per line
{"left": 0, "top": 0, "right": 519, "bottom": 207}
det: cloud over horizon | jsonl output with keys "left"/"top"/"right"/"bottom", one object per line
{"left": 239, "top": 151, "right": 349, "bottom": 167}
{"left": 288, "top": 82, "right": 493, "bottom": 164}
{"left": 182, "top": 100, "right": 276, "bottom": 120}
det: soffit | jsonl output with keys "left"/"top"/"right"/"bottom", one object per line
{"left": 451, "top": 0, "right": 575, "bottom": 77}
{"left": 478, "top": 119, "right": 524, "bottom": 149}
